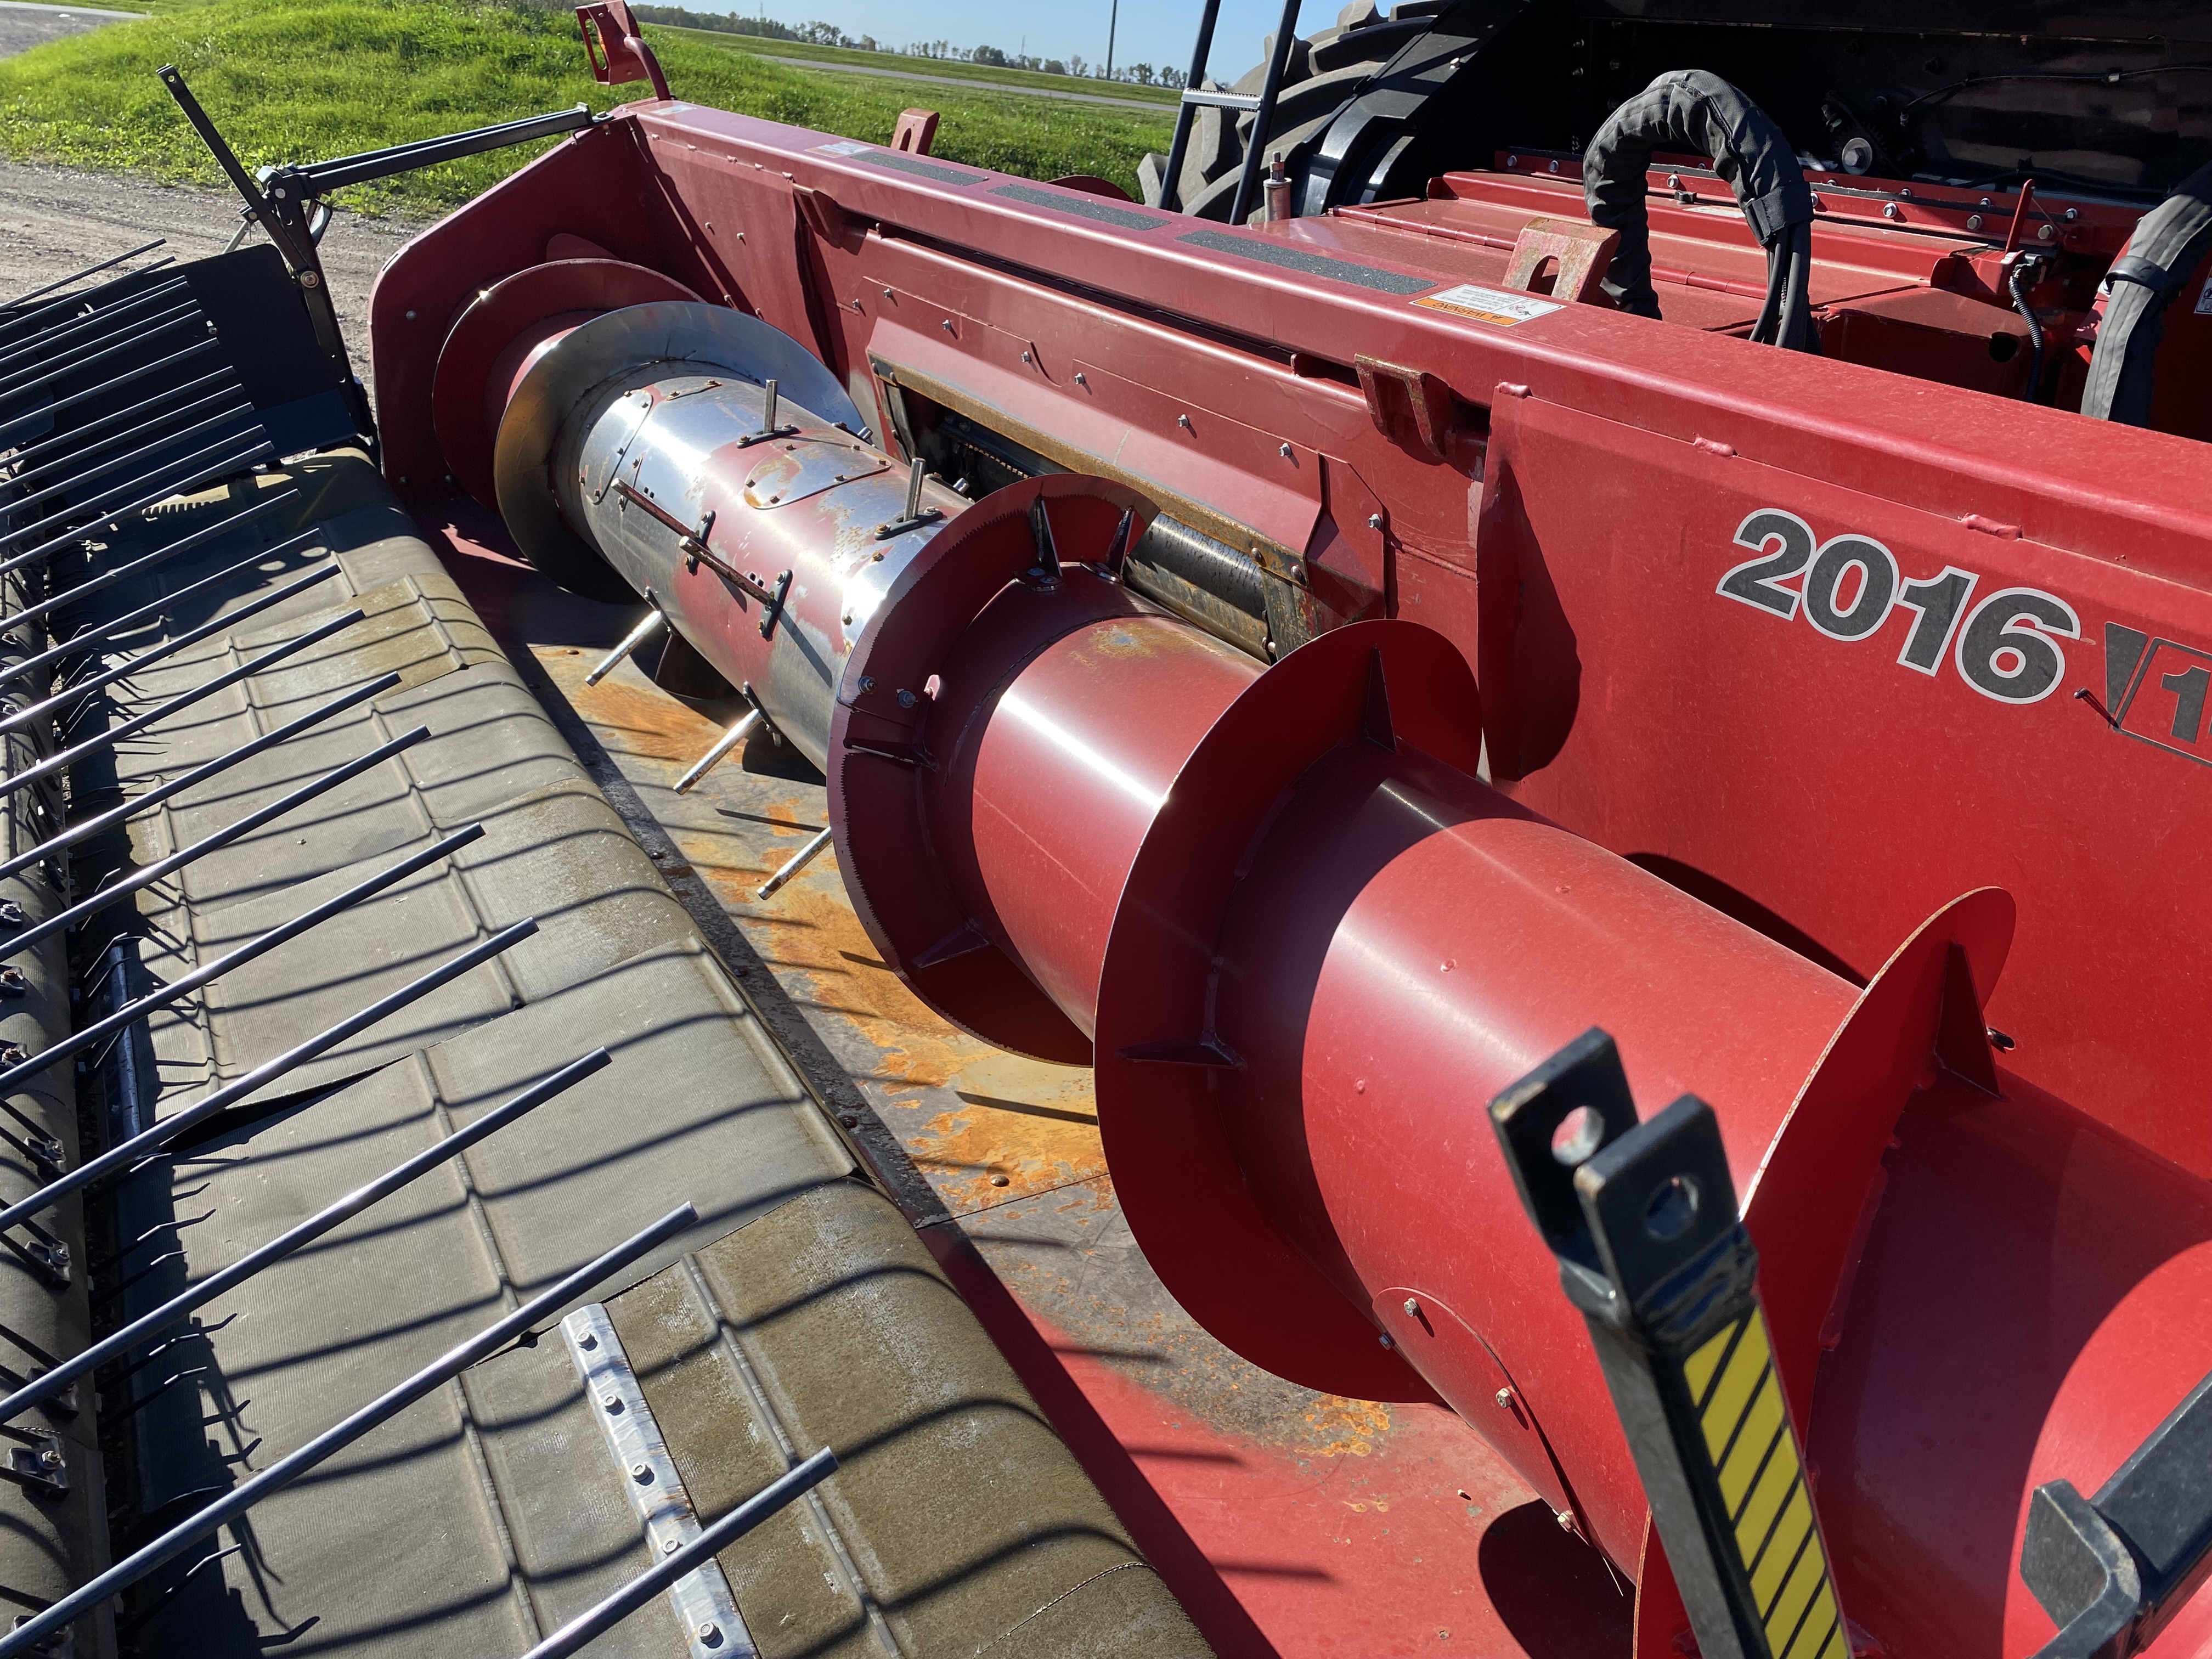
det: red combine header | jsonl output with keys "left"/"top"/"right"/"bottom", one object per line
{"left": 5, "top": 3, "right": 2212, "bottom": 1656}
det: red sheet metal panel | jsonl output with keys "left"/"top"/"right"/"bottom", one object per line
{"left": 1476, "top": 387, "right": 2212, "bottom": 1176}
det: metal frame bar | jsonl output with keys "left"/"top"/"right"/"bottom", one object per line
{"left": 153, "top": 69, "right": 313, "bottom": 291}
{"left": 155, "top": 64, "right": 375, "bottom": 441}
{"left": 0, "top": 898, "right": 527, "bottom": 1234}
{"left": 0, "top": 562, "right": 342, "bottom": 736}
{"left": 0, "top": 605, "right": 363, "bottom": 798}
{"left": 0, "top": 432, "right": 272, "bottom": 571}
{"left": 1162, "top": 0, "right": 1227, "bottom": 212}
{"left": 0, "top": 666, "right": 390, "bottom": 884}
{"left": 280, "top": 105, "right": 597, "bottom": 195}
{"left": 560, "top": 1305, "right": 749, "bottom": 1654}
{"left": 1228, "top": 0, "right": 1305, "bottom": 227}
{"left": 0, "top": 822, "right": 486, "bottom": 1118}
{"left": 0, "top": 241, "right": 165, "bottom": 321}
{"left": 0, "top": 505, "right": 308, "bottom": 642}
{"left": 0, "top": 723, "right": 430, "bottom": 960}
{"left": 0, "top": 1047, "right": 613, "bottom": 1424}
{"left": 520, "top": 1448, "right": 839, "bottom": 1659}
{"left": 0, "top": 1200, "right": 695, "bottom": 1658}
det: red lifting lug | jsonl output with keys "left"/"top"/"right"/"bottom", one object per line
{"left": 1356, "top": 355, "right": 1459, "bottom": 460}
{"left": 574, "top": 0, "right": 667, "bottom": 100}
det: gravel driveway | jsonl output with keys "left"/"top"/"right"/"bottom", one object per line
{"left": 1, "top": 160, "right": 420, "bottom": 390}
{"left": 0, "top": 0, "right": 140, "bottom": 59}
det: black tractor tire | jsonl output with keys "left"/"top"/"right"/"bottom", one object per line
{"left": 1139, "top": 0, "right": 1445, "bottom": 221}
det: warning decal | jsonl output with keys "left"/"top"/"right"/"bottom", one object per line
{"left": 814, "top": 139, "right": 871, "bottom": 156}
{"left": 1413, "top": 283, "right": 1566, "bottom": 327}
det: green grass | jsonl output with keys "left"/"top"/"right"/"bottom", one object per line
{"left": 673, "top": 29, "right": 1181, "bottom": 105}
{"left": 0, "top": 0, "right": 1173, "bottom": 213}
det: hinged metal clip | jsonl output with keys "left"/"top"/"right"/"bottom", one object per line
{"left": 4, "top": 1220, "right": 69, "bottom": 1289}
{"left": 2, "top": 1431, "right": 66, "bottom": 1498}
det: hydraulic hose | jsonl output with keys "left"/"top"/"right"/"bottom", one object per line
{"left": 2009, "top": 253, "right": 2048, "bottom": 404}
{"left": 1584, "top": 70, "right": 1819, "bottom": 351}
{"left": 2082, "top": 157, "right": 2212, "bottom": 424}
{"left": 1773, "top": 220, "right": 1816, "bottom": 352}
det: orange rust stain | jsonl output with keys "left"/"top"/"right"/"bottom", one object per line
{"left": 907, "top": 1093, "right": 1109, "bottom": 1214}
{"left": 669, "top": 798, "right": 1105, "bottom": 1210}
{"left": 1083, "top": 620, "right": 1171, "bottom": 659}
{"left": 541, "top": 646, "right": 1103, "bottom": 1216}
{"left": 1304, "top": 1395, "right": 1391, "bottom": 1458}
{"left": 536, "top": 648, "right": 722, "bottom": 765}
{"left": 668, "top": 791, "right": 978, "bottom": 1087}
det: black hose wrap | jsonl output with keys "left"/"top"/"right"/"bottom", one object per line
{"left": 2082, "top": 159, "right": 2212, "bottom": 426}
{"left": 1583, "top": 70, "right": 1816, "bottom": 347}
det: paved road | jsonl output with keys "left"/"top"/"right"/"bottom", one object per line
{"left": 710, "top": 48, "right": 1176, "bottom": 114}
{"left": 0, "top": 161, "right": 416, "bottom": 389}
{"left": 0, "top": 0, "right": 142, "bottom": 60}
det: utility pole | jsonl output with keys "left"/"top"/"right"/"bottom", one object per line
{"left": 1105, "top": 0, "right": 1117, "bottom": 78}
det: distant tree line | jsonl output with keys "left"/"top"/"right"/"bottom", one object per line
{"left": 624, "top": 4, "right": 1186, "bottom": 84}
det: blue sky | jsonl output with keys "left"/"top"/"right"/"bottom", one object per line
{"left": 716, "top": 0, "right": 1310, "bottom": 77}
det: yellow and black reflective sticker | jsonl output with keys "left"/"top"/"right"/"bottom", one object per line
{"left": 1684, "top": 1311, "right": 1843, "bottom": 1659}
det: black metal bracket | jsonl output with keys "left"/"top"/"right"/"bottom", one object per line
{"left": 0, "top": 1220, "right": 68, "bottom": 1290}
{"left": 157, "top": 65, "right": 365, "bottom": 439}
{"left": 0, "top": 1124, "right": 63, "bottom": 1182}
{"left": 872, "top": 509, "right": 943, "bottom": 541}
{"left": 1491, "top": 1030, "right": 1847, "bottom": 1659}
{"left": 2022, "top": 1370, "right": 2212, "bottom": 1659}
{"left": 157, "top": 70, "right": 598, "bottom": 448}
{"left": 756, "top": 569, "right": 793, "bottom": 642}
{"left": 1228, "top": 0, "right": 1304, "bottom": 227}
{"left": 610, "top": 482, "right": 793, "bottom": 640}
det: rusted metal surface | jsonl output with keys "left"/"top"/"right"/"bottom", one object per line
{"left": 517, "top": 633, "right": 1615, "bottom": 1658}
